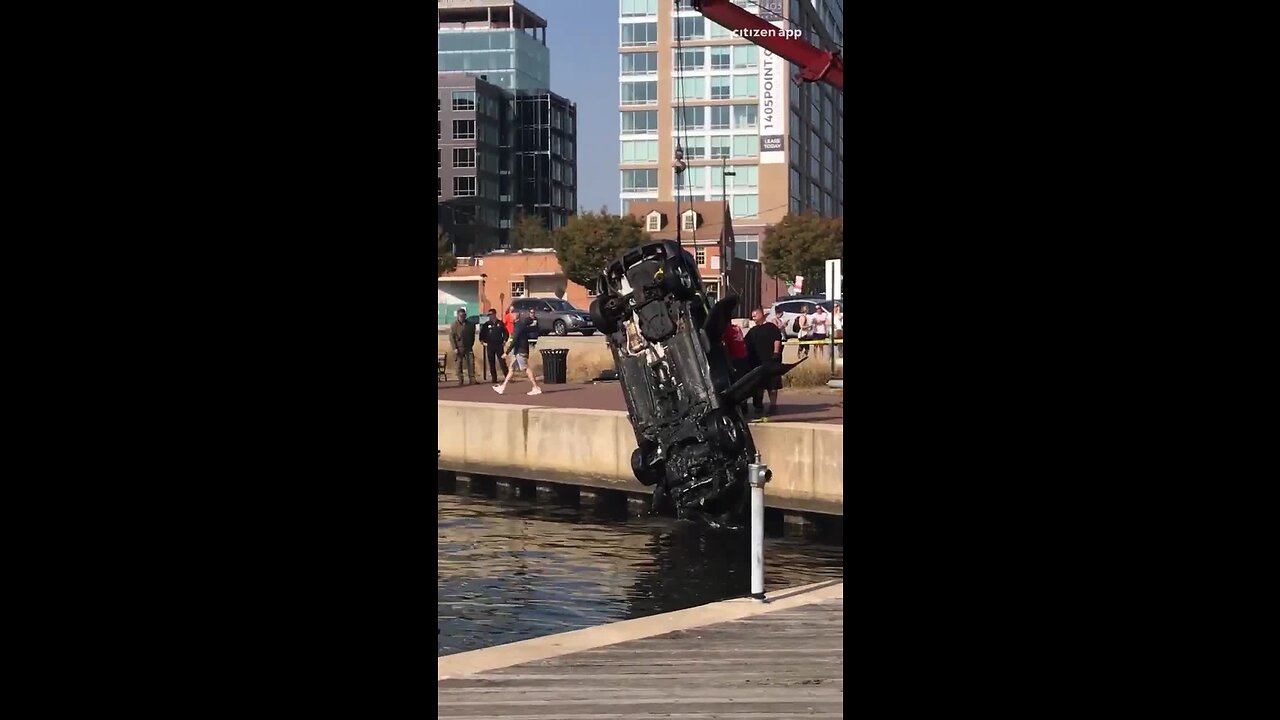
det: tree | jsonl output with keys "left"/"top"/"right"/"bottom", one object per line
{"left": 760, "top": 212, "right": 843, "bottom": 294}
{"left": 553, "top": 210, "right": 648, "bottom": 289}
{"left": 437, "top": 224, "right": 456, "bottom": 277}
{"left": 511, "top": 212, "right": 554, "bottom": 249}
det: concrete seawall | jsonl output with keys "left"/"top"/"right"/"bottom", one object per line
{"left": 437, "top": 400, "right": 843, "bottom": 515}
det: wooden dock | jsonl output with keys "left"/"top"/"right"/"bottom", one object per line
{"left": 438, "top": 581, "right": 843, "bottom": 719}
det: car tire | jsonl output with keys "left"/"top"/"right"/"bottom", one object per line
{"left": 707, "top": 411, "right": 746, "bottom": 453}
{"left": 661, "top": 253, "right": 697, "bottom": 300}
{"left": 553, "top": 320, "right": 568, "bottom": 336}
{"left": 590, "top": 296, "right": 619, "bottom": 334}
{"left": 581, "top": 330, "right": 596, "bottom": 336}
{"left": 631, "top": 447, "right": 661, "bottom": 486}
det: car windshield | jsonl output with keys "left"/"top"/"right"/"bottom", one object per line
{"left": 544, "top": 299, "right": 577, "bottom": 311}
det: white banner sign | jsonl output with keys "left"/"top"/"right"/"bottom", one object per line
{"left": 759, "top": 39, "right": 788, "bottom": 164}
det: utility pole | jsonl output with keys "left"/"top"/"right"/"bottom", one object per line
{"left": 719, "top": 157, "right": 735, "bottom": 302}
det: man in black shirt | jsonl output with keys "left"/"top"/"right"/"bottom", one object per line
{"left": 744, "top": 307, "right": 784, "bottom": 417}
{"left": 479, "top": 308, "right": 509, "bottom": 383}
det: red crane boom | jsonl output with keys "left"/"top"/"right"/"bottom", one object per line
{"left": 689, "top": 0, "right": 843, "bottom": 91}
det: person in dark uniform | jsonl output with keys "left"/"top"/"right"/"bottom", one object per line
{"left": 744, "top": 307, "right": 784, "bottom": 418}
{"left": 449, "top": 308, "right": 477, "bottom": 385}
{"left": 479, "top": 308, "right": 509, "bottom": 383}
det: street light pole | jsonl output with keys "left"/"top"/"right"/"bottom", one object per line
{"left": 719, "top": 157, "right": 735, "bottom": 301}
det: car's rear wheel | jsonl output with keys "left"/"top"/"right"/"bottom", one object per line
{"left": 662, "top": 253, "right": 697, "bottom": 300}
{"left": 590, "top": 296, "right": 619, "bottom": 334}
{"left": 581, "top": 330, "right": 596, "bottom": 336}
{"left": 631, "top": 448, "right": 661, "bottom": 486}
{"left": 553, "top": 320, "right": 568, "bottom": 336}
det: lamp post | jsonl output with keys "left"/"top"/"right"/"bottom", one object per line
{"left": 719, "top": 157, "right": 735, "bottom": 301}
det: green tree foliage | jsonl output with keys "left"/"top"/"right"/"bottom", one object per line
{"left": 437, "top": 225, "right": 456, "bottom": 277}
{"left": 760, "top": 212, "right": 843, "bottom": 292}
{"left": 511, "top": 212, "right": 554, "bottom": 249}
{"left": 553, "top": 210, "right": 648, "bottom": 289}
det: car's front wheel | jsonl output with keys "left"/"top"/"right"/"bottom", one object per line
{"left": 553, "top": 320, "right": 568, "bottom": 336}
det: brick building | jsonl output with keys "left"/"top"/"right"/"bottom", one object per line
{"left": 438, "top": 249, "right": 593, "bottom": 325}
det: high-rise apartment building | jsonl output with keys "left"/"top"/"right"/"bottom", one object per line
{"left": 618, "top": 0, "right": 843, "bottom": 264}
{"left": 438, "top": 1, "right": 577, "bottom": 255}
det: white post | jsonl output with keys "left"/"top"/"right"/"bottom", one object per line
{"left": 747, "top": 453, "right": 771, "bottom": 600}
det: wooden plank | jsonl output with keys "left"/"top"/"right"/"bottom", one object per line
{"left": 439, "top": 599, "right": 843, "bottom": 719}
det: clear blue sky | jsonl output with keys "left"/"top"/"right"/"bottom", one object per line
{"left": 521, "top": 0, "right": 619, "bottom": 214}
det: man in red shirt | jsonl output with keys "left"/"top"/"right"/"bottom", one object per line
{"left": 723, "top": 321, "right": 750, "bottom": 414}
{"left": 502, "top": 305, "right": 515, "bottom": 336}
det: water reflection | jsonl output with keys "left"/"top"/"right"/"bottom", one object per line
{"left": 438, "top": 485, "right": 844, "bottom": 656}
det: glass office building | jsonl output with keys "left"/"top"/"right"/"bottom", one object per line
{"left": 438, "top": 1, "right": 550, "bottom": 92}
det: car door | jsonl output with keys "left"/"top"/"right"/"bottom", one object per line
{"left": 538, "top": 300, "right": 556, "bottom": 333}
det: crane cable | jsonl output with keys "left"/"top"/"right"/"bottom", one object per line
{"left": 673, "top": 3, "right": 698, "bottom": 256}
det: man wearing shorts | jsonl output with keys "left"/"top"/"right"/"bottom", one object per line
{"left": 745, "top": 307, "right": 784, "bottom": 418}
{"left": 494, "top": 309, "right": 542, "bottom": 396}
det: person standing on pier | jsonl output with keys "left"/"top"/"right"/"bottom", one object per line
{"left": 450, "top": 308, "right": 477, "bottom": 385}
{"left": 493, "top": 308, "right": 542, "bottom": 396}
{"left": 745, "top": 307, "right": 784, "bottom": 419}
{"left": 479, "top": 308, "right": 509, "bottom": 384}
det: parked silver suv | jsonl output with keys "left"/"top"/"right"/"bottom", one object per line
{"left": 511, "top": 298, "right": 596, "bottom": 336}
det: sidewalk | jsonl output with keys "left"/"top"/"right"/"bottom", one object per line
{"left": 437, "top": 379, "right": 843, "bottom": 425}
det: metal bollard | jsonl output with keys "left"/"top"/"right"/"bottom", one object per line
{"left": 747, "top": 452, "right": 772, "bottom": 600}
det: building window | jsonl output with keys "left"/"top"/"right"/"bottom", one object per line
{"left": 710, "top": 46, "right": 731, "bottom": 70}
{"left": 681, "top": 137, "right": 706, "bottom": 159}
{"left": 737, "top": 234, "right": 758, "bottom": 261}
{"left": 733, "top": 166, "right": 758, "bottom": 188}
{"left": 708, "top": 20, "right": 732, "bottom": 38}
{"left": 622, "top": 110, "right": 659, "bottom": 134}
{"left": 732, "top": 76, "right": 759, "bottom": 98}
{"left": 674, "top": 48, "right": 705, "bottom": 71}
{"left": 684, "top": 212, "right": 699, "bottom": 233}
{"left": 673, "top": 77, "right": 705, "bottom": 101}
{"left": 438, "top": 176, "right": 441, "bottom": 197}
{"left": 673, "top": 106, "right": 704, "bottom": 131}
{"left": 622, "top": 169, "right": 658, "bottom": 192}
{"left": 646, "top": 212, "right": 662, "bottom": 231}
{"left": 620, "top": 139, "right": 659, "bottom": 163}
{"left": 620, "top": 51, "right": 658, "bottom": 75}
{"left": 710, "top": 76, "right": 731, "bottom": 100}
{"left": 438, "top": 149, "right": 441, "bottom": 168}
{"left": 732, "top": 135, "right": 759, "bottom": 157}
{"left": 452, "top": 91, "right": 475, "bottom": 111}
{"left": 620, "top": 22, "right": 658, "bottom": 46}
{"left": 453, "top": 176, "right": 477, "bottom": 197}
{"left": 453, "top": 148, "right": 476, "bottom": 168}
{"left": 452, "top": 120, "right": 475, "bottom": 140}
{"left": 711, "top": 135, "right": 731, "bottom": 159}
{"left": 695, "top": 248, "right": 706, "bottom": 265}
{"left": 510, "top": 281, "right": 526, "bottom": 298}
{"left": 437, "top": 120, "right": 441, "bottom": 139}
{"left": 674, "top": 16, "right": 704, "bottom": 40}
{"left": 675, "top": 166, "right": 705, "bottom": 192}
{"left": 620, "top": 0, "right": 658, "bottom": 17}
{"left": 710, "top": 105, "right": 731, "bottom": 130}
{"left": 621, "top": 81, "right": 658, "bottom": 105}
{"left": 733, "top": 45, "right": 759, "bottom": 68}
{"left": 732, "top": 104, "right": 757, "bottom": 129}
{"left": 731, "top": 194, "right": 758, "bottom": 218}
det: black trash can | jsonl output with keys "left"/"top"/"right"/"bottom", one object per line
{"left": 539, "top": 348, "right": 570, "bottom": 384}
